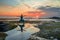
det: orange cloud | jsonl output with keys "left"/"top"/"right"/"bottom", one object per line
{"left": 0, "top": 4, "right": 46, "bottom": 17}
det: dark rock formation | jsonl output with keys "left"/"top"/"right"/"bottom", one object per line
{"left": 0, "top": 22, "right": 9, "bottom": 32}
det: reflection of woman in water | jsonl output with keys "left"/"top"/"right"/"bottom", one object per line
{"left": 19, "top": 25, "right": 24, "bottom": 32}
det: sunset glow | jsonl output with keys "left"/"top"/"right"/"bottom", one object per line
{"left": 0, "top": 4, "right": 46, "bottom": 17}
{"left": 0, "top": 0, "right": 60, "bottom": 17}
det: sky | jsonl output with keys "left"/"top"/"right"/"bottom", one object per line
{"left": 0, "top": 0, "right": 60, "bottom": 17}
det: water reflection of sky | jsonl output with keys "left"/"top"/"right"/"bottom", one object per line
{"left": 5, "top": 23, "right": 40, "bottom": 40}
{"left": 5, "top": 29, "right": 31, "bottom": 40}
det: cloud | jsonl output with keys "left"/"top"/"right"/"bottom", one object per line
{"left": 0, "top": 0, "right": 19, "bottom": 6}
{"left": 37, "top": 6, "right": 60, "bottom": 18}
{"left": 0, "top": 0, "right": 60, "bottom": 7}
{"left": 27, "top": 0, "right": 60, "bottom": 7}
{"left": 0, "top": 0, "right": 60, "bottom": 17}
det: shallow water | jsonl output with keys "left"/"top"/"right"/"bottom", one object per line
{"left": 5, "top": 23, "right": 40, "bottom": 40}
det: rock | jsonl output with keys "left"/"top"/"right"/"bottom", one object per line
{"left": 0, "top": 32, "right": 7, "bottom": 40}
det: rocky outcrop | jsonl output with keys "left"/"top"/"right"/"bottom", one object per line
{"left": 28, "top": 35, "right": 48, "bottom": 40}
{"left": 0, "top": 32, "right": 7, "bottom": 40}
